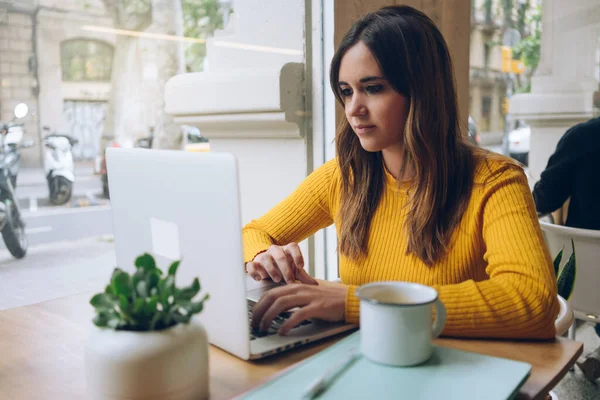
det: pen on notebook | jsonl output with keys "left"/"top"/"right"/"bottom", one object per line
{"left": 302, "top": 349, "right": 360, "bottom": 399}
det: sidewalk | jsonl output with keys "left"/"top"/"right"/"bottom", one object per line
{"left": 18, "top": 160, "right": 98, "bottom": 187}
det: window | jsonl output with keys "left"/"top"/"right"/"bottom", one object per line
{"left": 481, "top": 95, "right": 492, "bottom": 132}
{"left": 61, "top": 39, "right": 114, "bottom": 82}
{"left": 484, "top": 42, "right": 490, "bottom": 69}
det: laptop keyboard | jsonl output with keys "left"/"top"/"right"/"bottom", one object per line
{"left": 247, "top": 303, "right": 313, "bottom": 340}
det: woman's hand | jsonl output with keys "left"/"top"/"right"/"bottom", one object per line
{"left": 251, "top": 282, "right": 347, "bottom": 336}
{"left": 245, "top": 243, "right": 317, "bottom": 285}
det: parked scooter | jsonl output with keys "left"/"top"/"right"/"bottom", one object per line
{"left": 42, "top": 126, "right": 78, "bottom": 205}
{"left": 0, "top": 103, "right": 34, "bottom": 258}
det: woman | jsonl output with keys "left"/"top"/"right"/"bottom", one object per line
{"left": 244, "top": 5, "right": 558, "bottom": 339}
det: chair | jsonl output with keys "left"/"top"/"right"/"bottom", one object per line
{"left": 539, "top": 220, "right": 600, "bottom": 340}
{"left": 555, "top": 294, "right": 574, "bottom": 337}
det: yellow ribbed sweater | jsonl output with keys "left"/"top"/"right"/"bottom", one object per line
{"left": 242, "top": 157, "right": 559, "bottom": 339}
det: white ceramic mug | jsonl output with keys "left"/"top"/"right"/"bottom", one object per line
{"left": 356, "top": 281, "right": 446, "bottom": 367}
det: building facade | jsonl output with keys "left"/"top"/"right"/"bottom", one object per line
{"left": 469, "top": 0, "right": 539, "bottom": 143}
{"left": 0, "top": 0, "right": 169, "bottom": 167}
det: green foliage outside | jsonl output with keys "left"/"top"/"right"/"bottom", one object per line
{"left": 182, "top": 0, "right": 232, "bottom": 72}
{"left": 84, "top": 0, "right": 231, "bottom": 73}
{"left": 61, "top": 39, "right": 114, "bottom": 82}
{"left": 512, "top": 5, "right": 541, "bottom": 93}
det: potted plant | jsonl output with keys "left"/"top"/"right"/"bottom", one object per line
{"left": 84, "top": 253, "right": 210, "bottom": 400}
{"left": 553, "top": 239, "right": 576, "bottom": 301}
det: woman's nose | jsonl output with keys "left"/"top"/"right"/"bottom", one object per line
{"left": 347, "top": 95, "right": 367, "bottom": 117}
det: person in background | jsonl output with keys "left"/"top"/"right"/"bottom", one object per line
{"left": 532, "top": 116, "right": 600, "bottom": 230}
{"left": 243, "top": 5, "right": 558, "bottom": 339}
{"left": 533, "top": 116, "right": 600, "bottom": 341}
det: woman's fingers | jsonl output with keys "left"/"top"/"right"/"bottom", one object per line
{"left": 283, "top": 243, "right": 317, "bottom": 284}
{"left": 248, "top": 243, "right": 315, "bottom": 285}
{"left": 279, "top": 306, "right": 316, "bottom": 335}
{"left": 245, "top": 261, "right": 268, "bottom": 281}
{"left": 259, "top": 292, "right": 310, "bottom": 332}
{"left": 259, "top": 252, "right": 283, "bottom": 283}
{"left": 272, "top": 246, "right": 296, "bottom": 284}
{"left": 284, "top": 243, "right": 304, "bottom": 270}
{"left": 295, "top": 266, "right": 318, "bottom": 285}
{"left": 251, "top": 283, "right": 347, "bottom": 335}
{"left": 251, "top": 284, "right": 300, "bottom": 329}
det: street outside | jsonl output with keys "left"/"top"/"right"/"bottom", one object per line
{"left": 0, "top": 161, "right": 114, "bottom": 310}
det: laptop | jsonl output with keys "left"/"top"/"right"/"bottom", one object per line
{"left": 106, "top": 148, "right": 356, "bottom": 360}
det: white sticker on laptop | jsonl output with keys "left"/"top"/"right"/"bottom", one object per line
{"left": 150, "top": 218, "right": 181, "bottom": 260}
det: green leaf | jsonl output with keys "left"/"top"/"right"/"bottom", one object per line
{"left": 107, "top": 318, "right": 121, "bottom": 329}
{"left": 553, "top": 248, "right": 563, "bottom": 277}
{"left": 132, "top": 267, "right": 146, "bottom": 287}
{"left": 178, "top": 278, "right": 200, "bottom": 300}
{"left": 93, "top": 313, "right": 109, "bottom": 327}
{"left": 190, "top": 301, "right": 204, "bottom": 314}
{"left": 168, "top": 260, "right": 180, "bottom": 276}
{"left": 104, "top": 284, "right": 113, "bottom": 295}
{"left": 111, "top": 269, "right": 133, "bottom": 297}
{"left": 164, "top": 276, "right": 175, "bottom": 292}
{"left": 119, "top": 294, "right": 130, "bottom": 312}
{"left": 136, "top": 280, "right": 148, "bottom": 298}
{"left": 144, "top": 297, "right": 158, "bottom": 316}
{"left": 90, "top": 293, "right": 115, "bottom": 310}
{"left": 132, "top": 298, "right": 145, "bottom": 315}
{"left": 149, "top": 312, "right": 162, "bottom": 330}
{"left": 557, "top": 240, "right": 577, "bottom": 300}
{"left": 173, "top": 312, "right": 192, "bottom": 324}
{"left": 135, "top": 253, "right": 156, "bottom": 272}
{"left": 162, "top": 312, "right": 173, "bottom": 327}
{"left": 147, "top": 270, "right": 161, "bottom": 289}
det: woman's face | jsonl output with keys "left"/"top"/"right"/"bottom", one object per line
{"left": 338, "top": 41, "right": 409, "bottom": 153}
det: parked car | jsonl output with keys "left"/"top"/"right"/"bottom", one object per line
{"left": 100, "top": 126, "right": 209, "bottom": 198}
{"left": 467, "top": 115, "right": 480, "bottom": 146}
{"left": 100, "top": 137, "right": 134, "bottom": 199}
{"left": 183, "top": 125, "right": 209, "bottom": 152}
{"left": 508, "top": 121, "right": 530, "bottom": 165}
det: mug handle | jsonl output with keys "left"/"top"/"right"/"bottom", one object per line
{"left": 432, "top": 298, "right": 447, "bottom": 338}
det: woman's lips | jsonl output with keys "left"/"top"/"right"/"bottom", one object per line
{"left": 354, "top": 125, "right": 376, "bottom": 135}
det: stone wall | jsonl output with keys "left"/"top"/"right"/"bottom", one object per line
{"left": 36, "top": 8, "right": 114, "bottom": 145}
{"left": 0, "top": 0, "right": 163, "bottom": 166}
{"left": 0, "top": 9, "right": 40, "bottom": 166}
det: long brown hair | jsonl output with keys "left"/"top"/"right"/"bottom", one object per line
{"left": 330, "top": 6, "right": 477, "bottom": 265}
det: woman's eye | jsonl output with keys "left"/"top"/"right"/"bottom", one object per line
{"left": 366, "top": 85, "right": 383, "bottom": 94}
{"left": 340, "top": 88, "right": 352, "bottom": 97}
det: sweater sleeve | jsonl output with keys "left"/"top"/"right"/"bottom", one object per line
{"left": 242, "top": 160, "right": 337, "bottom": 263}
{"left": 436, "top": 165, "right": 559, "bottom": 339}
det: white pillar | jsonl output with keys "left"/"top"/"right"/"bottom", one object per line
{"left": 165, "top": 0, "right": 310, "bottom": 258}
{"left": 510, "top": 0, "right": 600, "bottom": 180}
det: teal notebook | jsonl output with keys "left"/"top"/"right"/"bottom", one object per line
{"left": 242, "top": 332, "right": 531, "bottom": 400}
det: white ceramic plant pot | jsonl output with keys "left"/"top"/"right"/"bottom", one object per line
{"left": 85, "top": 318, "right": 209, "bottom": 400}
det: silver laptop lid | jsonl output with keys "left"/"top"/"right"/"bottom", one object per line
{"left": 106, "top": 148, "right": 251, "bottom": 359}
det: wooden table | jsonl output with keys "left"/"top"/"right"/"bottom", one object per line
{"left": 0, "top": 292, "right": 583, "bottom": 400}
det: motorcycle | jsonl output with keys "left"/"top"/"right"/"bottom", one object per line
{"left": 42, "top": 126, "right": 78, "bottom": 205}
{"left": 0, "top": 103, "right": 34, "bottom": 258}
